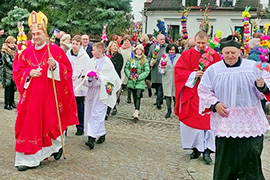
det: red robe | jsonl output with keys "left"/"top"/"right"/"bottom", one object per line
{"left": 13, "top": 43, "right": 78, "bottom": 154}
{"left": 266, "top": 93, "right": 270, "bottom": 102}
{"left": 174, "top": 48, "right": 221, "bottom": 130}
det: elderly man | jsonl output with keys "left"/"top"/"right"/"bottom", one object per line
{"left": 147, "top": 33, "right": 167, "bottom": 109}
{"left": 81, "top": 34, "right": 93, "bottom": 58}
{"left": 198, "top": 35, "right": 270, "bottom": 179}
{"left": 13, "top": 11, "right": 78, "bottom": 171}
{"left": 174, "top": 31, "right": 221, "bottom": 164}
{"left": 66, "top": 35, "right": 91, "bottom": 136}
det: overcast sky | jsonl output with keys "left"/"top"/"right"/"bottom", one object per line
{"left": 131, "top": 0, "right": 145, "bottom": 22}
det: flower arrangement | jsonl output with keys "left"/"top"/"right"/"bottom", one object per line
{"left": 255, "top": 32, "right": 270, "bottom": 77}
{"left": 208, "top": 30, "right": 223, "bottom": 50}
{"left": 252, "top": 18, "right": 261, "bottom": 33}
{"left": 101, "top": 25, "right": 108, "bottom": 42}
{"left": 153, "top": 19, "right": 170, "bottom": 41}
{"left": 199, "top": 7, "right": 211, "bottom": 35}
{"left": 159, "top": 54, "right": 167, "bottom": 74}
{"left": 133, "top": 21, "right": 142, "bottom": 45}
{"left": 242, "top": 6, "right": 251, "bottom": 54}
{"left": 234, "top": 28, "right": 242, "bottom": 43}
{"left": 17, "top": 21, "right": 27, "bottom": 55}
{"left": 131, "top": 33, "right": 137, "bottom": 46}
{"left": 179, "top": 7, "right": 190, "bottom": 40}
{"left": 150, "top": 44, "right": 161, "bottom": 66}
{"left": 194, "top": 48, "right": 215, "bottom": 85}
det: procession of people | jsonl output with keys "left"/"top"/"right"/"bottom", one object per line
{"left": 0, "top": 7, "right": 270, "bottom": 180}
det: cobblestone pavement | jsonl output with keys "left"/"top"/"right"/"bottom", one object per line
{"left": 0, "top": 87, "right": 270, "bottom": 180}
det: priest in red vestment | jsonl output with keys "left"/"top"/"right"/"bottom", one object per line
{"left": 13, "top": 11, "right": 78, "bottom": 171}
{"left": 174, "top": 31, "right": 221, "bottom": 164}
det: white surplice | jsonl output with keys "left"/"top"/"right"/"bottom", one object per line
{"left": 198, "top": 59, "right": 270, "bottom": 138}
{"left": 77, "top": 56, "right": 121, "bottom": 138}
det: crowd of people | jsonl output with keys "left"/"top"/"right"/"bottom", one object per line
{"left": 0, "top": 10, "right": 270, "bottom": 180}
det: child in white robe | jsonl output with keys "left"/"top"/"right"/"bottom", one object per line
{"left": 77, "top": 42, "right": 121, "bottom": 149}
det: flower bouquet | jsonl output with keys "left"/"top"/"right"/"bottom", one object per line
{"left": 193, "top": 48, "right": 215, "bottom": 85}
{"left": 101, "top": 25, "right": 108, "bottom": 42}
{"left": 159, "top": 54, "right": 167, "bottom": 74}
{"left": 256, "top": 35, "right": 270, "bottom": 78}
{"left": 150, "top": 44, "right": 160, "bottom": 66}
{"left": 130, "top": 52, "right": 139, "bottom": 86}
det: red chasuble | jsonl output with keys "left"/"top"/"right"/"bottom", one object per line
{"left": 174, "top": 48, "right": 221, "bottom": 130}
{"left": 13, "top": 43, "right": 78, "bottom": 154}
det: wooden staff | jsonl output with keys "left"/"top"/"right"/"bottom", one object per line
{"left": 45, "top": 35, "right": 66, "bottom": 159}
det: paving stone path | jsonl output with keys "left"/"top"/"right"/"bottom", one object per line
{"left": 0, "top": 88, "right": 269, "bottom": 180}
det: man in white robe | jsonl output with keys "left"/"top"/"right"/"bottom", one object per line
{"left": 198, "top": 35, "right": 270, "bottom": 180}
{"left": 66, "top": 35, "right": 91, "bottom": 136}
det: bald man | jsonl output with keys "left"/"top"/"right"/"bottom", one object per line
{"left": 147, "top": 34, "right": 168, "bottom": 109}
{"left": 81, "top": 34, "right": 93, "bottom": 58}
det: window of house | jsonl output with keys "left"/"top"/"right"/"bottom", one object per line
{"left": 220, "top": 0, "right": 233, "bottom": 7}
{"left": 172, "top": 25, "right": 180, "bottom": 41}
{"left": 186, "top": 0, "right": 198, "bottom": 6}
{"left": 167, "top": 25, "right": 180, "bottom": 41}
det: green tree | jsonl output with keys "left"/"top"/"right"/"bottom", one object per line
{"left": 64, "top": 0, "right": 133, "bottom": 36}
{"left": 1, "top": 0, "right": 133, "bottom": 38}
{"left": 0, "top": 0, "right": 17, "bottom": 20}
{"left": 1, "top": 6, "right": 30, "bottom": 37}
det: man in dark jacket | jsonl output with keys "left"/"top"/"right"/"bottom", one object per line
{"left": 0, "top": 25, "right": 5, "bottom": 64}
{"left": 147, "top": 34, "right": 167, "bottom": 109}
{"left": 81, "top": 34, "right": 93, "bottom": 58}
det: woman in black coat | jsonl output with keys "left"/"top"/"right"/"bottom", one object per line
{"left": 106, "top": 41, "right": 124, "bottom": 118}
{"left": 1, "top": 36, "right": 17, "bottom": 110}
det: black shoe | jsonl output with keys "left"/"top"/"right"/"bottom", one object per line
{"left": 53, "top": 148, "right": 63, "bottom": 160}
{"left": 157, "top": 103, "right": 161, "bottom": 109}
{"left": 111, "top": 108, "right": 117, "bottom": 115}
{"left": 75, "top": 130, "right": 83, "bottom": 136}
{"left": 4, "top": 105, "right": 12, "bottom": 110}
{"left": 190, "top": 148, "right": 201, "bottom": 159}
{"left": 17, "top": 165, "right": 28, "bottom": 171}
{"left": 11, "top": 103, "right": 17, "bottom": 108}
{"left": 203, "top": 149, "right": 212, "bottom": 164}
{"left": 127, "top": 99, "right": 131, "bottom": 103}
{"left": 65, "top": 128, "right": 68, "bottom": 136}
{"left": 133, "top": 117, "right": 138, "bottom": 123}
{"left": 96, "top": 134, "right": 106, "bottom": 144}
{"left": 165, "top": 108, "right": 172, "bottom": 118}
{"left": 148, "top": 89, "right": 152, "bottom": 97}
{"left": 85, "top": 136, "right": 95, "bottom": 149}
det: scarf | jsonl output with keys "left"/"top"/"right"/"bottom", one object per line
{"left": 169, "top": 54, "right": 176, "bottom": 64}
{"left": 1, "top": 43, "right": 16, "bottom": 56}
{"left": 135, "top": 54, "right": 143, "bottom": 59}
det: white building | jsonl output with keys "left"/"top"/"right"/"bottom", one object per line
{"left": 142, "top": 0, "right": 270, "bottom": 40}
